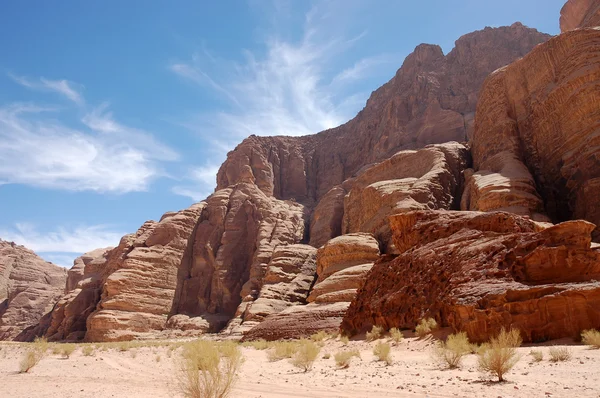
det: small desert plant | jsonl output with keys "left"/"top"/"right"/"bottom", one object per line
{"left": 373, "top": 341, "right": 392, "bottom": 365}
{"left": 82, "top": 345, "right": 95, "bottom": 357}
{"left": 178, "top": 340, "right": 243, "bottom": 398}
{"left": 19, "top": 337, "right": 49, "bottom": 374}
{"left": 389, "top": 328, "right": 404, "bottom": 344}
{"left": 310, "top": 331, "right": 330, "bottom": 342}
{"left": 267, "top": 341, "right": 299, "bottom": 362}
{"left": 322, "top": 353, "right": 331, "bottom": 359}
{"left": 117, "top": 342, "right": 131, "bottom": 352}
{"left": 51, "top": 344, "right": 62, "bottom": 355}
{"left": 529, "top": 350, "right": 543, "bottom": 362}
{"left": 156, "top": 355, "right": 161, "bottom": 362}
{"left": 334, "top": 349, "right": 360, "bottom": 369}
{"left": 243, "top": 339, "right": 269, "bottom": 350}
{"left": 415, "top": 318, "right": 438, "bottom": 338}
{"left": 130, "top": 350, "right": 138, "bottom": 359}
{"left": 477, "top": 328, "right": 522, "bottom": 382}
{"left": 433, "top": 332, "right": 470, "bottom": 369}
{"left": 61, "top": 344, "right": 76, "bottom": 359}
{"left": 366, "top": 325, "right": 384, "bottom": 342}
{"left": 339, "top": 335, "right": 349, "bottom": 345}
{"left": 290, "top": 340, "right": 320, "bottom": 372}
{"left": 581, "top": 329, "right": 600, "bottom": 349}
{"left": 549, "top": 346, "right": 572, "bottom": 362}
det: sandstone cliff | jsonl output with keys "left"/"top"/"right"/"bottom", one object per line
{"left": 0, "top": 240, "right": 67, "bottom": 341}
{"left": 560, "top": 0, "right": 600, "bottom": 31}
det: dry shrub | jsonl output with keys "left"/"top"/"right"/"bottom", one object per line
{"left": 267, "top": 341, "right": 299, "bottom": 362}
{"left": 373, "top": 342, "right": 392, "bottom": 365}
{"left": 366, "top": 325, "right": 384, "bottom": 342}
{"left": 322, "top": 353, "right": 331, "bottom": 359}
{"left": 179, "top": 340, "right": 243, "bottom": 398}
{"left": 433, "top": 332, "right": 470, "bottom": 369}
{"left": 339, "top": 335, "right": 349, "bottom": 345}
{"left": 242, "top": 339, "right": 269, "bottom": 350}
{"left": 19, "top": 337, "right": 48, "bottom": 373}
{"left": 477, "top": 328, "right": 522, "bottom": 382}
{"left": 334, "top": 349, "right": 360, "bottom": 369}
{"left": 290, "top": 340, "right": 320, "bottom": 372}
{"left": 529, "top": 350, "right": 543, "bottom": 362}
{"left": 156, "top": 355, "right": 161, "bottom": 362}
{"left": 549, "top": 346, "right": 572, "bottom": 362}
{"left": 415, "top": 318, "right": 438, "bottom": 338}
{"left": 51, "top": 344, "right": 62, "bottom": 355}
{"left": 310, "top": 331, "right": 330, "bottom": 342}
{"left": 581, "top": 329, "right": 600, "bottom": 349}
{"left": 61, "top": 344, "right": 76, "bottom": 359}
{"left": 389, "top": 328, "right": 403, "bottom": 344}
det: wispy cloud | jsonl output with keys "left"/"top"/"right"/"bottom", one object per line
{"left": 171, "top": 164, "right": 219, "bottom": 201}
{"left": 169, "top": 1, "right": 398, "bottom": 143}
{"left": 9, "top": 73, "right": 85, "bottom": 105}
{"left": 0, "top": 222, "right": 121, "bottom": 256}
{"left": 0, "top": 102, "right": 176, "bottom": 192}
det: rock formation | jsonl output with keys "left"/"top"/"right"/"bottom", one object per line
{"left": 342, "top": 210, "right": 600, "bottom": 343}
{"left": 0, "top": 240, "right": 67, "bottom": 341}
{"left": 464, "top": 27, "right": 600, "bottom": 239}
{"left": 560, "top": 0, "right": 600, "bottom": 31}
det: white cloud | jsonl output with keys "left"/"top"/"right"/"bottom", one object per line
{"left": 169, "top": 2, "right": 397, "bottom": 141}
{"left": 0, "top": 102, "right": 177, "bottom": 192}
{"left": 9, "top": 74, "right": 85, "bottom": 105}
{"left": 171, "top": 164, "right": 219, "bottom": 201}
{"left": 0, "top": 222, "right": 122, "bottom": 254}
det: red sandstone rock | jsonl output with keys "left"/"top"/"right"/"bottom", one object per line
{"left": 560, "top": 0, "right": 600, "bottom": 32}
{"left": 0, "top": 240, "right": 67, "bottom": 341}
{"left": 342, "top": 210, "right": 600, "bottom": 343}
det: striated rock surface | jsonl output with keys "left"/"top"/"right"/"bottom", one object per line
{"left": 560, "top": 0, "right": 600, "bottom": 31}
{"left": 244, "top": 234, "right": 379, "bottom": 340}
{"left": 467, "top": 28, "right": 600, "bottom": 238}
{"left": 85, "top": 203, "right": 205, "bottom": 341}
{"left": 217, "top": 25, "right": 549, "bottom": 204}
{"left": 342, "top": 210, "right": 600, "bottom": 343}
{"left": 0, "top": 240, "right": 67, "bottom": 341}
{"left": 342, "top": 142, "right": 469, "bottom": 248}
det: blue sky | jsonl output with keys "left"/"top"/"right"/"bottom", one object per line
{"left": 0, "top": 0, "right": 565, "bottom": 267}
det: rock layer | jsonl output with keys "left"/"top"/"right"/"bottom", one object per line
{"left": 342, "top": 211, "right": 600, "bottom": 343}
{"left": 0, "top": 240, "right": 67, "bottom": 341}
{"left": 560, "top": 0, "right": 600, "bottom": 32}
{"left": 467, "top": 28, "right": 600, "bottom": 239}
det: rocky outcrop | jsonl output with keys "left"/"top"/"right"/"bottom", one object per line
{"left": 217, "top": 25, "right": 549, "bottom": 204}
{"left": 342, "top": 143, "right": 469, "bottom": 249}
{"left": 342, "top": 210, "right": 600, "bottom": 343}
{"left": 0, "top": 240, "right": 67, "bottom": 341}
{"left": 244, "top": 234, "right": 380, "bottom": 340}
{"left": 466, "top": 28, "right": 600, "bottom": 239}
{"left": 560, "top": 0, "right": 600, "bottom": 31}
{"left": 44, "top": 248, "right": 112, "bottom": 341}
{"left": 85, "top": 203, "right": 205, "bottom": 341}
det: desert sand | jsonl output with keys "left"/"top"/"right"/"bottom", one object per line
{"left": 2, "top": 334, "right": 600, "bottom": 398}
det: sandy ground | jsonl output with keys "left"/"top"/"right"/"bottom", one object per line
{"left": 1, "top": 336, "right": 600, "bottom": 398}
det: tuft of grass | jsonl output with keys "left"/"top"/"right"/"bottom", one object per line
{"left": 339, "top": 335, "right": 349, "bottom": 345}
{"left": 581, "top": 329, "right": 600, "bottom": 349}
{"left": 334, "top": 349, "right": 360, "bottom": 369}
{"left": 373, "top": 341, "right": 392, "bottom": 365}
{"left": 549, "top": 346, "right": 572, "bottom": 362}
{"left": 389, "top": 328, "right": 403, "bottom": 344}
{"left": 19, "top": 337, "right": 49, "bottom": 373}
{"left": 117, "top": 341, "right": 131, "bottom": 352}
{"left": 242, "top": 339, "right": 269, "bottom": 350}
{"left": 322, "top": 353, "right": 331, "bottom": 359}
{"left": 310, "top": 331, "right": 330, "bottom": 342}
{"left": 433, "top": 332, "right": 470, "bottom": 369}
{"left": 415, "top": 318, "right": 438, "bottom": 338}
{"left": 156, "top": 355, "right": 161, "bottom": 362}
{"left": 477, "top": 328, "right": 522, "bottom": 382}
{"left": 290, "top": 340, "right": 320, "bottom": 372}
{"left": 178, "top": 340, "right": 243, "bottom": 398}
{"left": 267, "top": 341, "right": 299, "bottom": 362}
{"left": 529, "top": 350, "right": 543, "bottom": 362}
{"left": 366, "top": 325, "right": 384, "bottom": 342}
{"left": 82, "top": 345, "right": 95, "bottom": 357}
{"left": 51, "top": 344, "right": 62, "bottom": 355}
{"left": 61, "top": 344, "right": 76, "bottom": 359}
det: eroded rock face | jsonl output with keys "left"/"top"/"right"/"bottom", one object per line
{"left": 244, "top": 233, "right": 380, "bottom": 340}
{"left": 467, "top": 28, "right": 600, "bottom": 238}
{"left": 85, "top": 204, "right": 204, "bottom": 341}
{"left": 342, "top": 211, "right": 600, "bottom": 343}
{"left": 217, "top": 25, "right": 549, "bottom": 204}
{"left": 560, "top": 0, "right": 600, "bottom": 32}
{"left": 0, "top": 240, "right": 67, "bottom": 341}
